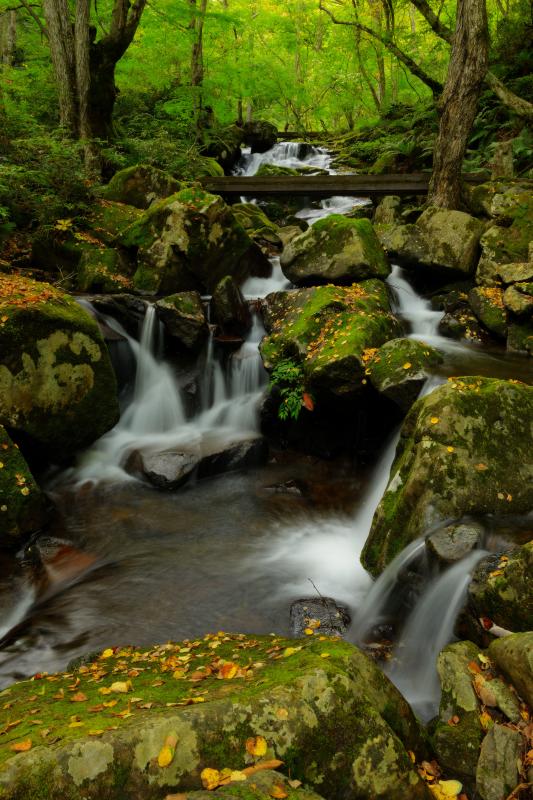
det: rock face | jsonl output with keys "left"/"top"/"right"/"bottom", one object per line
{"left": 0, "top": 634, "right": 430, "bottom": 800}
{"left": 475, "top": 724, "right": 523, "bottom": 800}
{"left": 289, "top": 598, "right": 351, "bottom": 638}
{"left": 155, "top": 292, "right": 208, "bottom": 351}
{"left": 489, "top": 632, "right": 533, "bottom": 707}
{"left": 426, "top": 522, "right": 483, "bottom": 565}
{"left": 0, "top": 275, "right": 119, "bottom": 458}
{"left": 232, "top": 204, "right": 282, "bottom": 250}
{"left": 468, "top": 287, "right": 508, "bottom": 338}
{"left": 367, "top": 338, "right": 443, "bottom": 412}
{"left": 77, "top": 246, "right": 133, "bottom": 293}
{"left": 0, "top": 425, "right": 46, "bottom": 542}
{"left": 474, "top": 183, "right": 533, "bottom": 282}
{"left": 121, "top": 187, "right": 271, "bottom": 295}
{"left": 377, "top": 207, "right": 484, "bottom": 276}
{"left": 467, "top": 542, "right": 533, "bottom": 633}
{"left": 212, "top": 276, "right": 252, "bottom": 337}
{"left": 280, "top": 216, "right": 390, "bottom": 286}
{"left": 432, "top": 641, "right": 484, "bottom": 780}
{"left": 361, "top": 377, "right": 533, "bottom": 575}
{"left": 99, "top": 164, "right": 181, "bottom": 209}
{"left": 260, "top": 281, "right": 401, "bottom": 395}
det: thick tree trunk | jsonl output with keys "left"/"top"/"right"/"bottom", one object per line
{"left": 42, "top": 0, "right": 78, "bottom": 135}
{"left": 1, "top": 10, "right": 17, "bottom": 66}
{"left": 428, "top": 0, "right": 489, "bottom": 209}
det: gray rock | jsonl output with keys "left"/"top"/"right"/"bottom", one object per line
{"left": 367, "top": 338, "right": 443, "bottom": 412}
{"left": 415, "top": 207, "right": 484, "bottom": 276}
{"left": 140, "top": 450, "right": 200, "bottom": 489}
{"left": 503, "top": 283, "right": 533, "bottom": 318}
{"left": 212, "top": 276, "right": 252, "bottom": 337}
{"left": 373, "top": 195, "right": 402, "bottom": 226}
{"left": 290, "top": 597, "right": 351, "bottom": 638}
{"left": 476, "top": 724, "right": 523, "bottom": 800}
{"left": 242, "top": 120, "right": 278, "bottom": 153}
{"left": 155, "top": 291, "right": 209, "bottom": 351}
{"left": 468, "top": 287, "right": 508, "bottom": 338}
{"left": 489, "top": 632, "right": 533, "bottom": 707}
{"left": 197, "top": 436, "right": 269, "bottom": 479}
{"left": 427, "top": 522, "right": 483, "bottom": 565}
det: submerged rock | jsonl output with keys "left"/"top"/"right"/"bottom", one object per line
{"left": 155, "top": 291, "right": 208, "bottom": 351}
{"left": 280, "top": 215, "right": 390, "bottom": 286}
{"left": 0, "top": 275, "right": 119, "bottom": 458}
{"left": 0, "top": 634, "right": 430, "bottom": 800}
{"left": 290, "top": 597, "right": 351, "bottom": 638}
{"left": 0, "top": 425, "right": 47, "bottom": 542}
{"left": 362, "top": 377, "right": 533, "bottom": 575}
{"left": 367, "top": 338, "right": 443, "bottom": 412}
{"left": 98, "top": 164, "right": 181, "bottom": 209}
{"left": 261, "top": 281, "right": 401, "bottom": 395}
{"left": 120, "top": 187, "right": 271, "bottom": 295}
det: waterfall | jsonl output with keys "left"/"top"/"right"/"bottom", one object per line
{"left": 236, "top": 142, "right": 333, "bottom": 176}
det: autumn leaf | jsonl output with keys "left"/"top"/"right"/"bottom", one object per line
{"left": 269, "top": 783, "right": 288, "bottom": 799}
{"left": 201, "top": 768, "right": 222, "bottom": 790}
{"left": 430, "top": 417, "right": 439, "bottom": 425}
{"left": 101, "top": 648, "right": 114, "bottom": 659}
{"left": 246, "top": 736, "right": 268, "bottom": 758}
{"left": 70, "top": 692, "right": 88, "bottom": 702}
{"left": 109, "top": 680, "right": 133, "bottom": 693}
{"left": 282, "top": 646, "right": 302, "bottom": 658}
{"left": 242, "top": 760, "right": 284, "bottom": 778}
{"left": 402, "top": 362, "right": 412, "bottom": 369}
{"left": 9, "top": 739, "right": 32, "bottom": 752}
{"left": 219, "top": 662, "right": 238, "bottom": 679}
{"left": 158, "top": 746, "right": 174, "bottom": 768}
{"left": 302, "top": 393, "right": 314, "bottom": 411}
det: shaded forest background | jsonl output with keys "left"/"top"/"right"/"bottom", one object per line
{"left": 0, "top": 0, "right": 531, "bottom": 245}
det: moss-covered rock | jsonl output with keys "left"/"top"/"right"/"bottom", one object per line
{"left": 507, "top": 320, "right": 533, "bottom": 355}
{"left": 367, "top": 338, "right": 443, "bottom": 412}
{"left": 467, "top": 287, "right": 508, "bottom": 338}
{"left": 0, "top": 275, "right": 119, "bottom": 458}
{"left": 0, "top": 424, "right": 46, "bottom": 542}
{"left": 467, "top": 542, "right": 533, "bottom": 633}
{"left": 202, "top": 125, "right": 245, "bottom": 172}
{"left": 432, "top": 641, "right": 484, "bottom": 780}
{"left": 280, "top": 216, "right": 390, "bottom": 287}
{"left": 232, "top": 204, "right": 282, "bottom": 249}
{"left": 373, "top": 196, "right": 402, "bottom": 226}
{"left": 488, "top": 632, "right": 533, "bottom": 707}
{"left": 88, "top": 200, "right": 143, "bottom": 246}
{"left": 212, "top": 276, "right": 252, "bottom": 337}
{"left": 0, "top": 634, "right": 430, "bottom": 800}
{"left": 77, "top": 245, "right": 133, "bottom": 293}
{"left": 256, "top": 164, "right": 300, "bottom": 177}
{"left": 193, "top": 157, "right": 225, "bottom": 178}
{"left": 155, "top": 292, "right": 208, "bottom": 351}
{"left": 361, "top": 377, "right": 533, "bottom": 575}
{"left": 375, "top": 222, "right": 428, "bottom": 266}
{"left": 503, "top": 282, "right": 533, "bottom": 318}
{"left": 98, "top": 165, "right": 182, "bottom": 209}
{"left": 415, "top": 208, "right": 484, "bottom": 276}
{"left": 260, "top": 281, "right": 402, "bottom": 395}
{"left": 184, "top": 769, "right": 326, "bottom": 800}
{"left": 120, "top": 187, "right": 271, "bottom": 295}
{"left": 475, "top": 724, "right": 523, "bottom": 800}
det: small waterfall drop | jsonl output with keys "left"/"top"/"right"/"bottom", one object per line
{"left": 387, "top": 265, "right": 444, "bottom": 338}
{"left": 236, "top": 142, "right": 332, "bottom": 176}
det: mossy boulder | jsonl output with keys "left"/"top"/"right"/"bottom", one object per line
{"left": 507, "top": 321, "right": 533, "bottom": 355}
{"left": 361, "top": 377, "right": 533, "bottom": 575}
{"left": 183, "top": 770, "right": 326, "bottom": 800}
{"left": 488, "top": 632, "right": 533, "bottom": 707}
{"left": 256, "top": 164, "right": 300, "bottom": 178}
{"left": 232, "top": 204, "right": 282, "bottom": 249}
{"left": 0, "top": 275, "right": 119, "bottom": 458}
{"left": 0, "top": 634, "right": 430, "bottom": 800}
{"left": 367, "top": 338, "right": 443, "bottom": 412}
{"left": 88, "top": 200, "right": 143, "bottom": 246}
{"left": 475, "top": 724, "right": 523, "bottom": 800}
{"left": 467, "top": 542, "right": 533, "bottom": 633}
{"left": 373, "top": 196, "right": 402, "bottom": 226}
{"left": 212, "top": 276, "right": 252, "bottom": 337}
{"left": 202, "top": 125, "right": 245, "bottom": 172}
{"left": 375, "top": 223, "right": 428, "bottom": 266}
{"left": 120, "top": 187, "right": 271, "bottom": 295}
{"left": 280, "top": 216, "right": 390, "bottom": 287}
{"left": 242, "top": 121, "right": 278, "bottom": 153}
{"left": 260, "top": 281, "right": 402, "bottom": 395}
{"left": 77, "top": 245, "right": 133, "bottom": 293}
{"left": 432, "top": 641, "right": 484, "bottom": 780}
{"left": 155, "top": 292, "right": 208, "bottom": 352}
{"left": 0, "top": 424, "right": 46, "bottom": 542}
{"left": 467, "top": 287, "right": 508, "bottom": 338}
{"left": 99, "top": 165, "right": 182, "bottom": 209}
{"left": 503, "top": 282, "right": 533, "bottom": 318}
{"left": 193, "top": 157, "right": 225, "bottom": 178}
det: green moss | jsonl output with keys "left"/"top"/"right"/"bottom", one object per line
{"left": 0, "top": 425, "right": 45, "bottom": 541}
{"left": 77, "top": 246, "right": 133, "bottom": 293}
{"left": 89, "top": 200, "right": 143, "bottom": 245}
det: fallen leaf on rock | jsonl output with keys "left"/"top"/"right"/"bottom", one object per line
{"left": 158, "top": 746, "right": 174, "bottom": 768}
{"left": 403, "top": 362, "right": 412, "bottom": 369}
{"left": 269, "top": 784, "right": 288, "bottom": 799}
{"left": 246, "top": 736, "right": 268, "bottom": 758}
{"left": 447, "top": 715, "right": 460, "bottom": 726}
{"left": 479, "top": 711, "right": 493, "bottom": 730}
{"left": 70, "top": 692, "right": 88, "bottom": 702}
{"left": 9, "top": 739, "right": 32, "bottom": 752}
{"left": 201, "top": 768, "right": 221, "bottom": 790}
{"left": 430, "top": 417, "right": 439, "bottom": 424}
{"left": 242, "top": 760, "right": 283, "bottom": 777}
{"left": 303, "top": 628, "right": 314, "bottom": 636}
{"left": 438, "top": 779, "right": 463, "bottom": 797}
{"left": 165, "top": 794, "right": 188, "bottom": 800}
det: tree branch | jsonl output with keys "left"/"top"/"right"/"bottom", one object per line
{"left": 18, "top": 0, "right": 47, "bottom": 37}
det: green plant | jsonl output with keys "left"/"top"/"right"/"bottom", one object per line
{"left": 269, "top": 359, "right": 313, "bottom": 422}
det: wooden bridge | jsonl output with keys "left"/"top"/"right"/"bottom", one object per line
{"left": 199, "top": 173, "right": 488, "bottom": 199}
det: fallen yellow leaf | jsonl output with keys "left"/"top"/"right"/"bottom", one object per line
{"left": 158, "top": 745, "right": 175, "bottom": 768}
{"left": 9, "top": 739, "right": 32, "bottom": 752}
{"left": 282, "top": 647, "right": 302, "bottom": 658}
{"left": 101, "top": 648, "right": 114, "bottom": 659}
{"left": 269, "top": 784, "right": 288, "bottom": 799}
{"left": 201, "top": 768, "right": 221, "bottom": 790}
{"left": 438, "top": 779, "right": 463, "bottom": 797}
{"left": 246, "top": 736, "right": 268, "bottom": 758}
{"left": 109, "top": 681, "right": 132, "bottom": 694}
{"left": 403, "top": 362, "right": 412, "bottom": 369}
{"left": 430, "top": 417, "right": 439, "bottom": 424}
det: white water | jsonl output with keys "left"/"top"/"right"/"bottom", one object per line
{"left": 242, "top": 256, "right": 289, "bottom": 298}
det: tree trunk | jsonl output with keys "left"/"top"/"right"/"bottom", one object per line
{"left": 190, "top": 0, "right": 208, "bottom": 122}
{"left": 428, "top": 0, "right": 489, "bottom": 209}
{"left": 1, "top": 10, "right": 17, "bottom": 66}
{"left": 42, "top": 0, "right": 78, "bottom": 135}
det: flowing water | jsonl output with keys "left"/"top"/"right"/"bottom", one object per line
{"left": 0, "top": 142, "right": 531, "bottom": 718}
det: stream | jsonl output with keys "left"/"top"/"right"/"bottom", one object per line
{"left": 0, "top": 143, "right": 531, "bottom": 721}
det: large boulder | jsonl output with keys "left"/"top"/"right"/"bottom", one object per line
{"left": 475, "top": 724, "right": 523, "bottom": 800}
{"left": 367, "top": 338, "right": 443, "bottom": 412}
{"left": 361, "top": 377, "right": 533, "bottom": 575}
{"left": 242, "top": 121, "right": 278, "bottom": 153}
{"left": 98, "top": 165, "right": 181, "bottom": 209}
{"left": 231, "top": 203, "right": 282, "bottom": 250}
{"left": 77, "top": 245, "right": 133, "bottom": 294}
{"left": 120, "top": 187, "right": 271, "bottom": 295}
{"left": 488, "top": 632, "right": 533, "bottom": 707}
{"left": 155, "top": 292, "right": 208, "bottom": 351}
{"left": 280, "top": 216, "right": 390, "bottom": 286}
{"left": 377, "top": 208, "right": 484, "bottom": 277}
{"left": 0, "top": 634, "right": 430, "bottom": 800}
{"left": 212, "top": 276, "right": 252, "bottom": 337}
{"left": 0, "top": 424, "right": 47, "bottom": 542}
{"left": 260, "top": 281, "right": 402, "bottom": 395}
{"left": 467, "top": 542, "right": 533, "bottom": 633}
{"left": 0, "top": 275, "right": 119, "bottom": 458}
{"left": 475, "top": 185, "right": 533, "bottom": 285}
{"left": 467, "top": 287, "right": 508, "bottom": 338}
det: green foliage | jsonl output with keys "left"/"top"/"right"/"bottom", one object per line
{"left": 269, "top": 359, "right": 309, "bottom": 421}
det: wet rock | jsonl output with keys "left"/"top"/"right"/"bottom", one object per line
{"left": 77, "top": 245, "right": 133, "bottom": 293}
{"left": 197, "top": 437, "right": 269, "bottom": 479}
{"left": 0, "top": 274, "right": 119, "bottom": 459}
{"left": 475, "top": 724, "right": 523, "bottom": 800}
{"left": 232, "top": 203, "right": 282, "bottom": 250}
{"left": 503, "top": 282, "right": 533, "bottom": 318}
{"left": 290, "top": 598, "right": 351, "bottom": 638}
{"left": 373, "top": 195, "right": 402, "bottom": 226}
{"left": 202, "top": 124, "right": 244, "bottom": 172}
{"left": 0, "top": 634, "right": 430, "bottom": 800}
{"left": 468, "top": 287, "right": 508, "bottom": 338}
{"left": 362, "top": 378, "right": 533, "bottom": 575}
{"left": 432, "top": 641, "right": 484, "bottom": 780}
{"left": 98, "top": 164, "right": 181, "bottom": 209}
{"left": 467, "top": 543, "right": 533, "bottom": 633}
{"left": 0, "top": 425, "right": 47, "bottom": 543}
{"left": 155, "top": 291, "right": 208, "bottom": 351}
{"left": 367, "top": 338, "right": 443, "bottom": 412}
{"left": 438, "top": 306, "right": 487, "bottom": 344}
{"left": 133, "top": 450, "right": 200, "bottom": 489}
{"left": 278, "top": 225, "right": 306, "bottom": 249}
{"left": 242, "top": 120, "right": 278, "bottom": 153}
{"left": 280, "top": 216, "right": 390, "bottom": 286}
{"left": 212, "top": 277, "right": 252, "bottom": 338}
{"left": 120, "top": 187, "right": 271, "bottom": 295}
{"left": 489, "top": 631, "right": 533, "bottom": 707}
{"left": 426, "top": 522, "right": 483, "bottom": 565}
{"left": 90, "top": 293, "right": 148, "bottom": 336}
{"left": 507, "top": 320, "right": 533, "bottom": 355}
{"left": 261, "top": 281, "right": 401, "bottom": 396}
